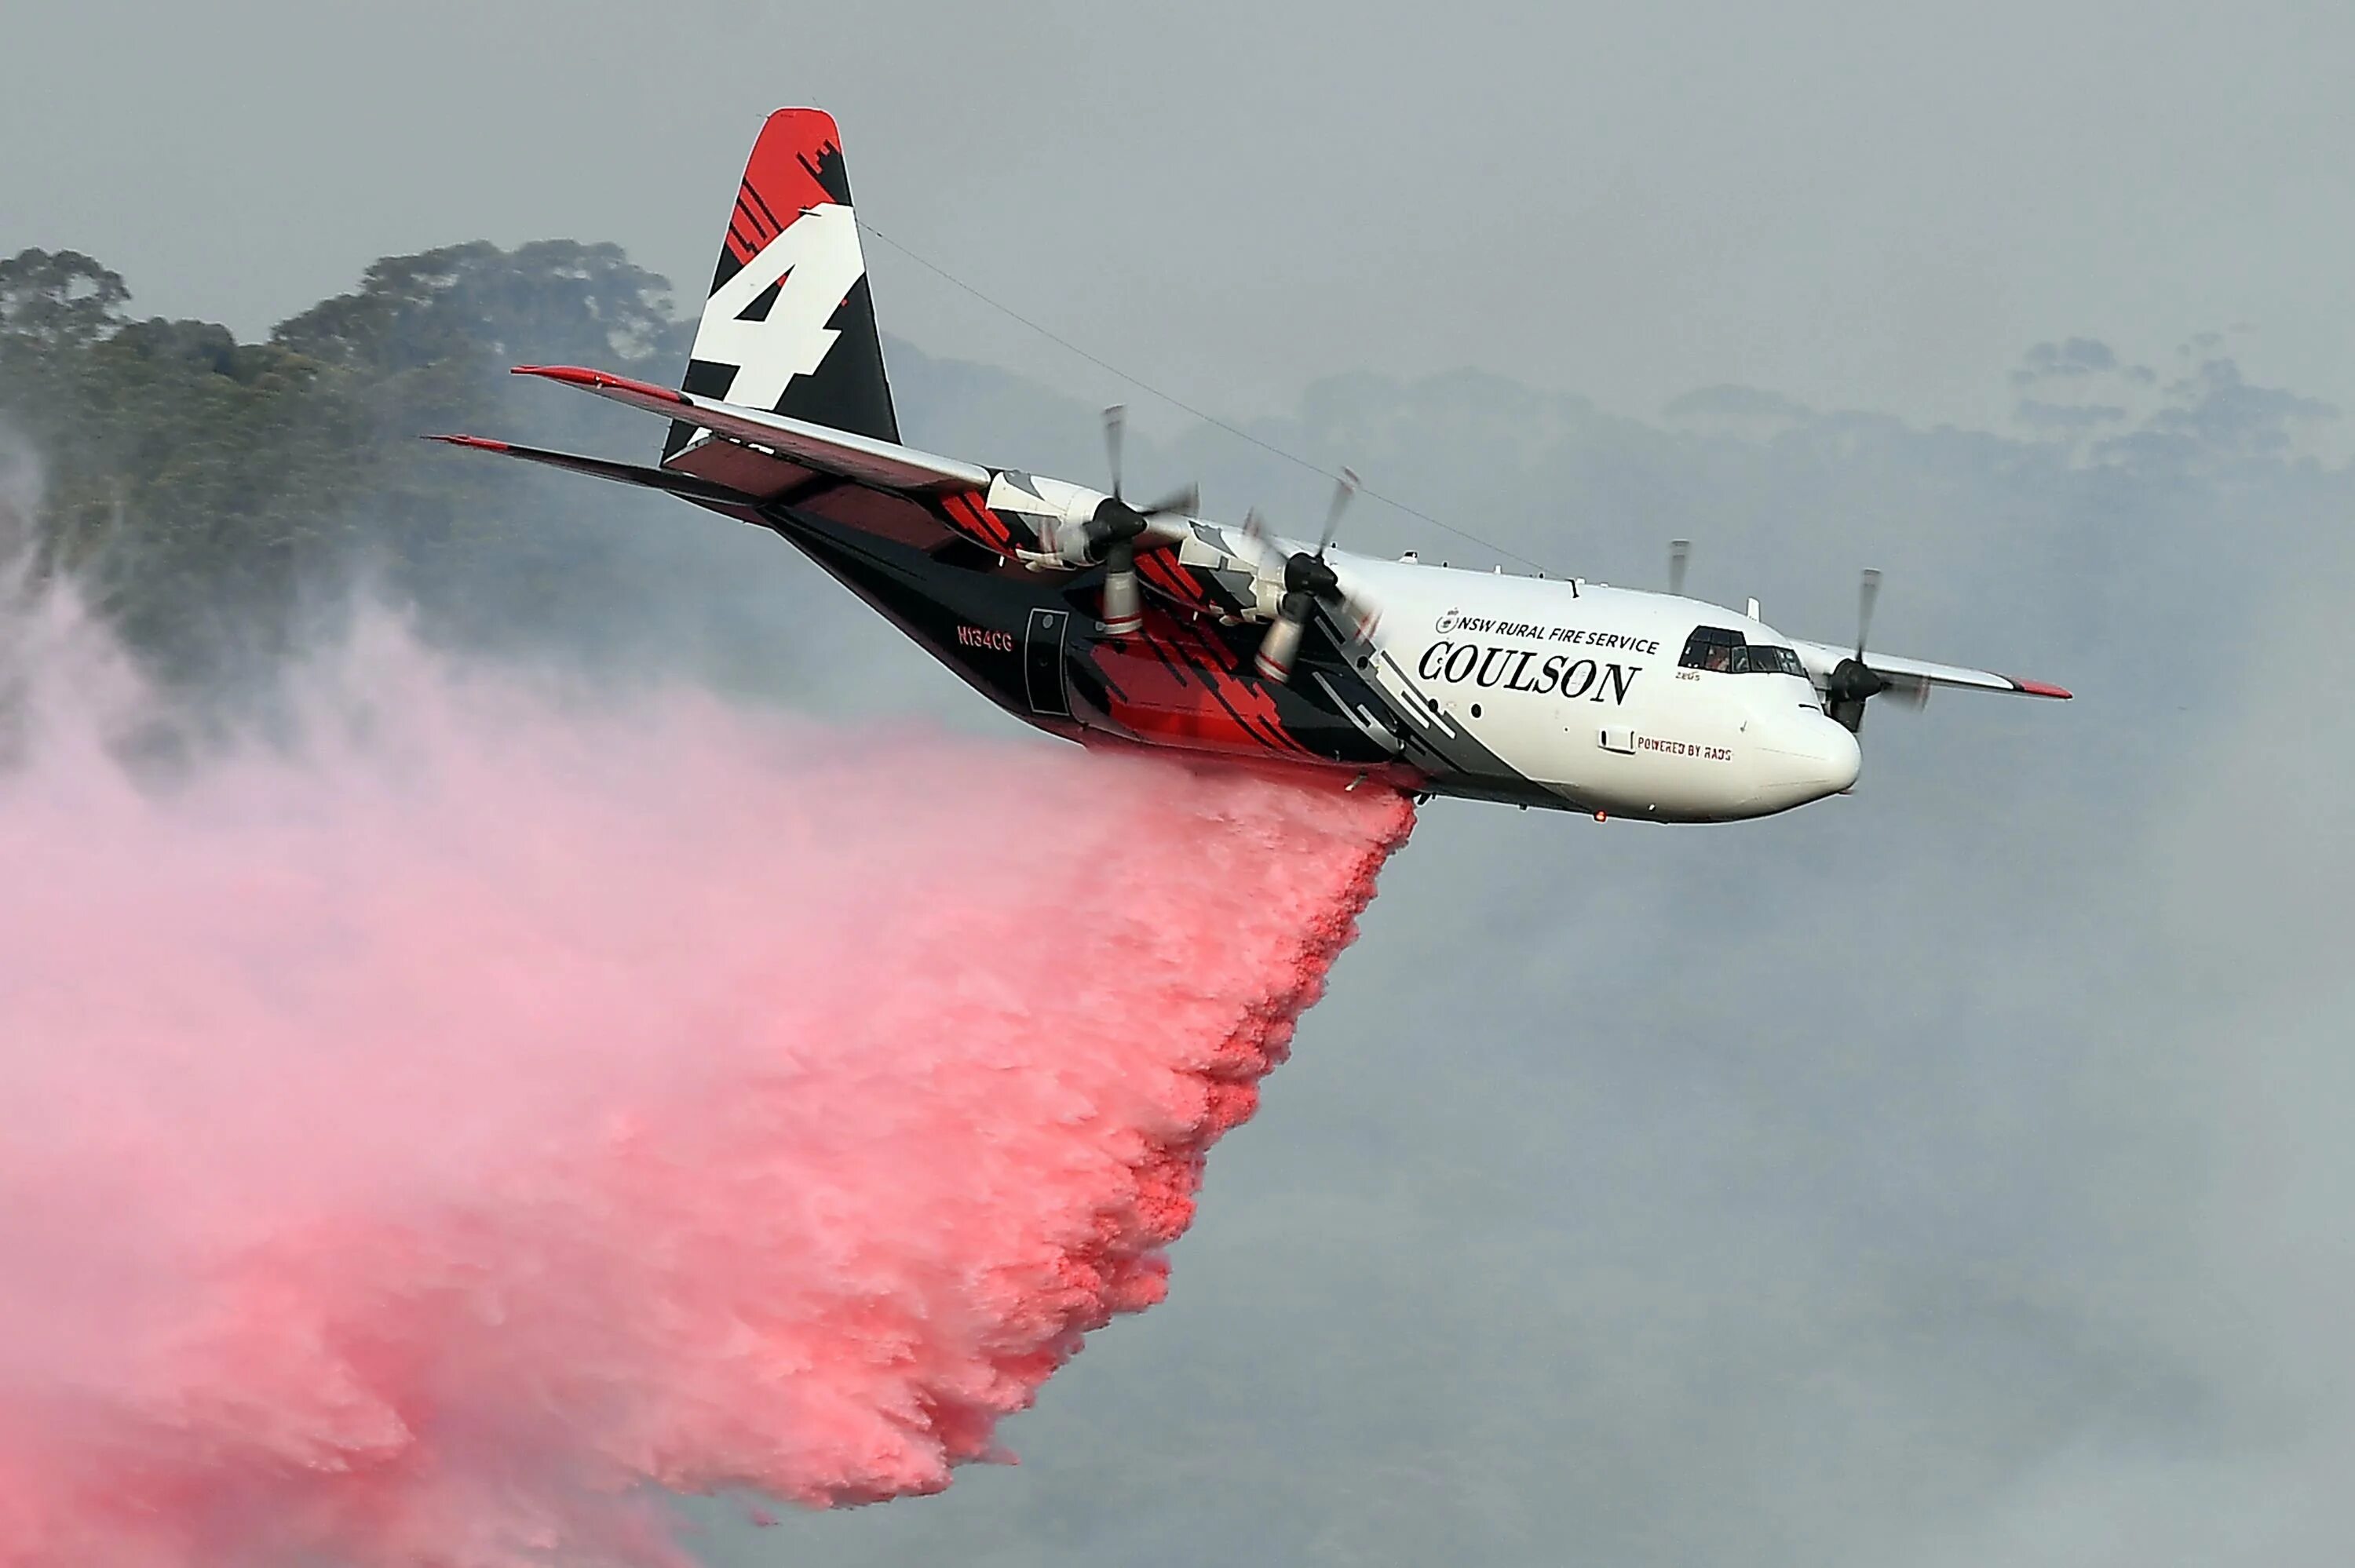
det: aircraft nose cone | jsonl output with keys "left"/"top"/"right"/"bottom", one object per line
{"left": 1762, "top": 715, "right": 1861, "bottom": 800}
{"left": 1817, "top": 721, "right": 1862, "bottom": 794}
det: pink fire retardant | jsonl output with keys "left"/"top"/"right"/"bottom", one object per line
{"left": 0, "top": 569, "right": 1415, "bottom": 1565}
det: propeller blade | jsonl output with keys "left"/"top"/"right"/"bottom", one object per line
{"left": 1101, "top": 537, "right": 1142, "bottom": 636}
{"left": 1334, "top": 585, "right": 1382, "bottom": 644}
{"left": 1669, "top": 539, "right": 1690, "bottom": 596}
{"left": 1254, "top": 593, "right": 1313, "bottom": 684}
{"left": 1315, "top": 469, "right": 1360, "bottom": 556}
{"left": 1230, "top": 506, "right": 1283, "bottom": 576}
{"left": 1878, "top": 674, "right": 1931, "bottom": 709}
{"left": 1857, "top": 567, "right": 1882, "bottom": 659}
{"left": 1141, "top": 482, "right": 1199, "bottom": 520}
{"left": 1101, "top": 404, "right": 1127, "bottom": 503}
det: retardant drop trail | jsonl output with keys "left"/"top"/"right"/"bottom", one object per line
{"left": 0, "top": 596, "right": 1415, "bottom": 1568}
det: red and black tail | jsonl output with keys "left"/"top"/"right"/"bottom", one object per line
{"left": 665, "top": 108, "right": 900, "bottom": 461}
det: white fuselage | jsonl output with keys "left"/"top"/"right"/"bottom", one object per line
{"left": 1326, "top": 556, "right": 1863, "bottom": 822}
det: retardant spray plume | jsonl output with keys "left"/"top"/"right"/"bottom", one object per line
{"left": 0, "top": 496, "right": 1415, "bottom": 1565}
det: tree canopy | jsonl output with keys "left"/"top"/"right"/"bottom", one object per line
{"left": 0, "top": 242, "right": 710, "bottom": 687}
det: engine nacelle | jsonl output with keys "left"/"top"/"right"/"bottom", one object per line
{"left": 985, "top": 471, "right": 1129, "bottom": 568}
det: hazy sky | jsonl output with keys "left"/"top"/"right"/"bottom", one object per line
{"left": 5, "top": 0, "right": 2351, "bottom": 439}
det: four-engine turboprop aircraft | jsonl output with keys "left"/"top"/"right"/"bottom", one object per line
{"left": 435, "top": 108, "right": 2070, "bottom": 823}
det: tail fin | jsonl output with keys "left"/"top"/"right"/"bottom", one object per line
{"left": 666, "top": 108, "right": 899, "bottom": 461}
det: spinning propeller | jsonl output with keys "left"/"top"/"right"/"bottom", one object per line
{"left": 1824, "top": 567, "right": 1895, "bottom": 732}
{"left": 1086, "top": 406, "right": 1197, "bottom": 636}
{"left": 1238, "top": 471, "right": 1377, "bottom": 684}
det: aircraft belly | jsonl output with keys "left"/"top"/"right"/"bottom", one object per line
{"left": 1406, "top": 679, "right": 1751, "bottom": 819}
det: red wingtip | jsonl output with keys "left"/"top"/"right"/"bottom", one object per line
{"left": 2013, "top": 678, "right": 2073, "bottom": 699}
{"left": 512, "top": 365, "right": 689, "bottom": 404}
{"left": 424, "top": 433, "right": 510, "bottom": 453}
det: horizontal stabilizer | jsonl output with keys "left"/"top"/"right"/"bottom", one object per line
{"left": 513, "top": 365, "right": 990, "bottom": 496}
{"left": 424, "top": 434, "right": 759, "bottom": 506}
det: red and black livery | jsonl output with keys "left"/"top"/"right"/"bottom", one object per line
{"left": 434, "top": 110, "right": 1428, "bottom": 789}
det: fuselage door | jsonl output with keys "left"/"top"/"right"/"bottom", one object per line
{"left": 1024, "top": 607, "right": 1072, "bottom": 717}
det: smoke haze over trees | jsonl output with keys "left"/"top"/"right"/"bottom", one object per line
{"left": 3, "top": 239, "right": 2334, "bottom": 706}
{"left": 4, "top": 236, "right": 2353, "bottom": 1564}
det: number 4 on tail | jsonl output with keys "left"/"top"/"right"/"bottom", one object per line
{"left": 688, "top": 203, "right": 867, "bottom": 413}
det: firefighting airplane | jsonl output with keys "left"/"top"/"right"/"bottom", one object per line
{"left": 434, "top": 108, "right": 2070, "bottom": 823}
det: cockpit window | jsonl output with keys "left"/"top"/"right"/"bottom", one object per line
{"left": 1736, "top": 644, "right": 1807, "bottom": 677}
{"left": 1681, "top": 628, "right": 1806, "bottom": 676}
{"left": 1679, "top": 626, "right": 1743, "bottom": 671}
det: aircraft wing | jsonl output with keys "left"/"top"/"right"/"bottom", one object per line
{"left": 510, "top": 365, "right": 991, "bottom": 496}
{"left": 1791, "top": 640, "right": 2072, "bottom": 703}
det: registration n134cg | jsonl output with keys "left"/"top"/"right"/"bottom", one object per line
{"left": 436, "top": 109, "right": 2069, "bottom": 824}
